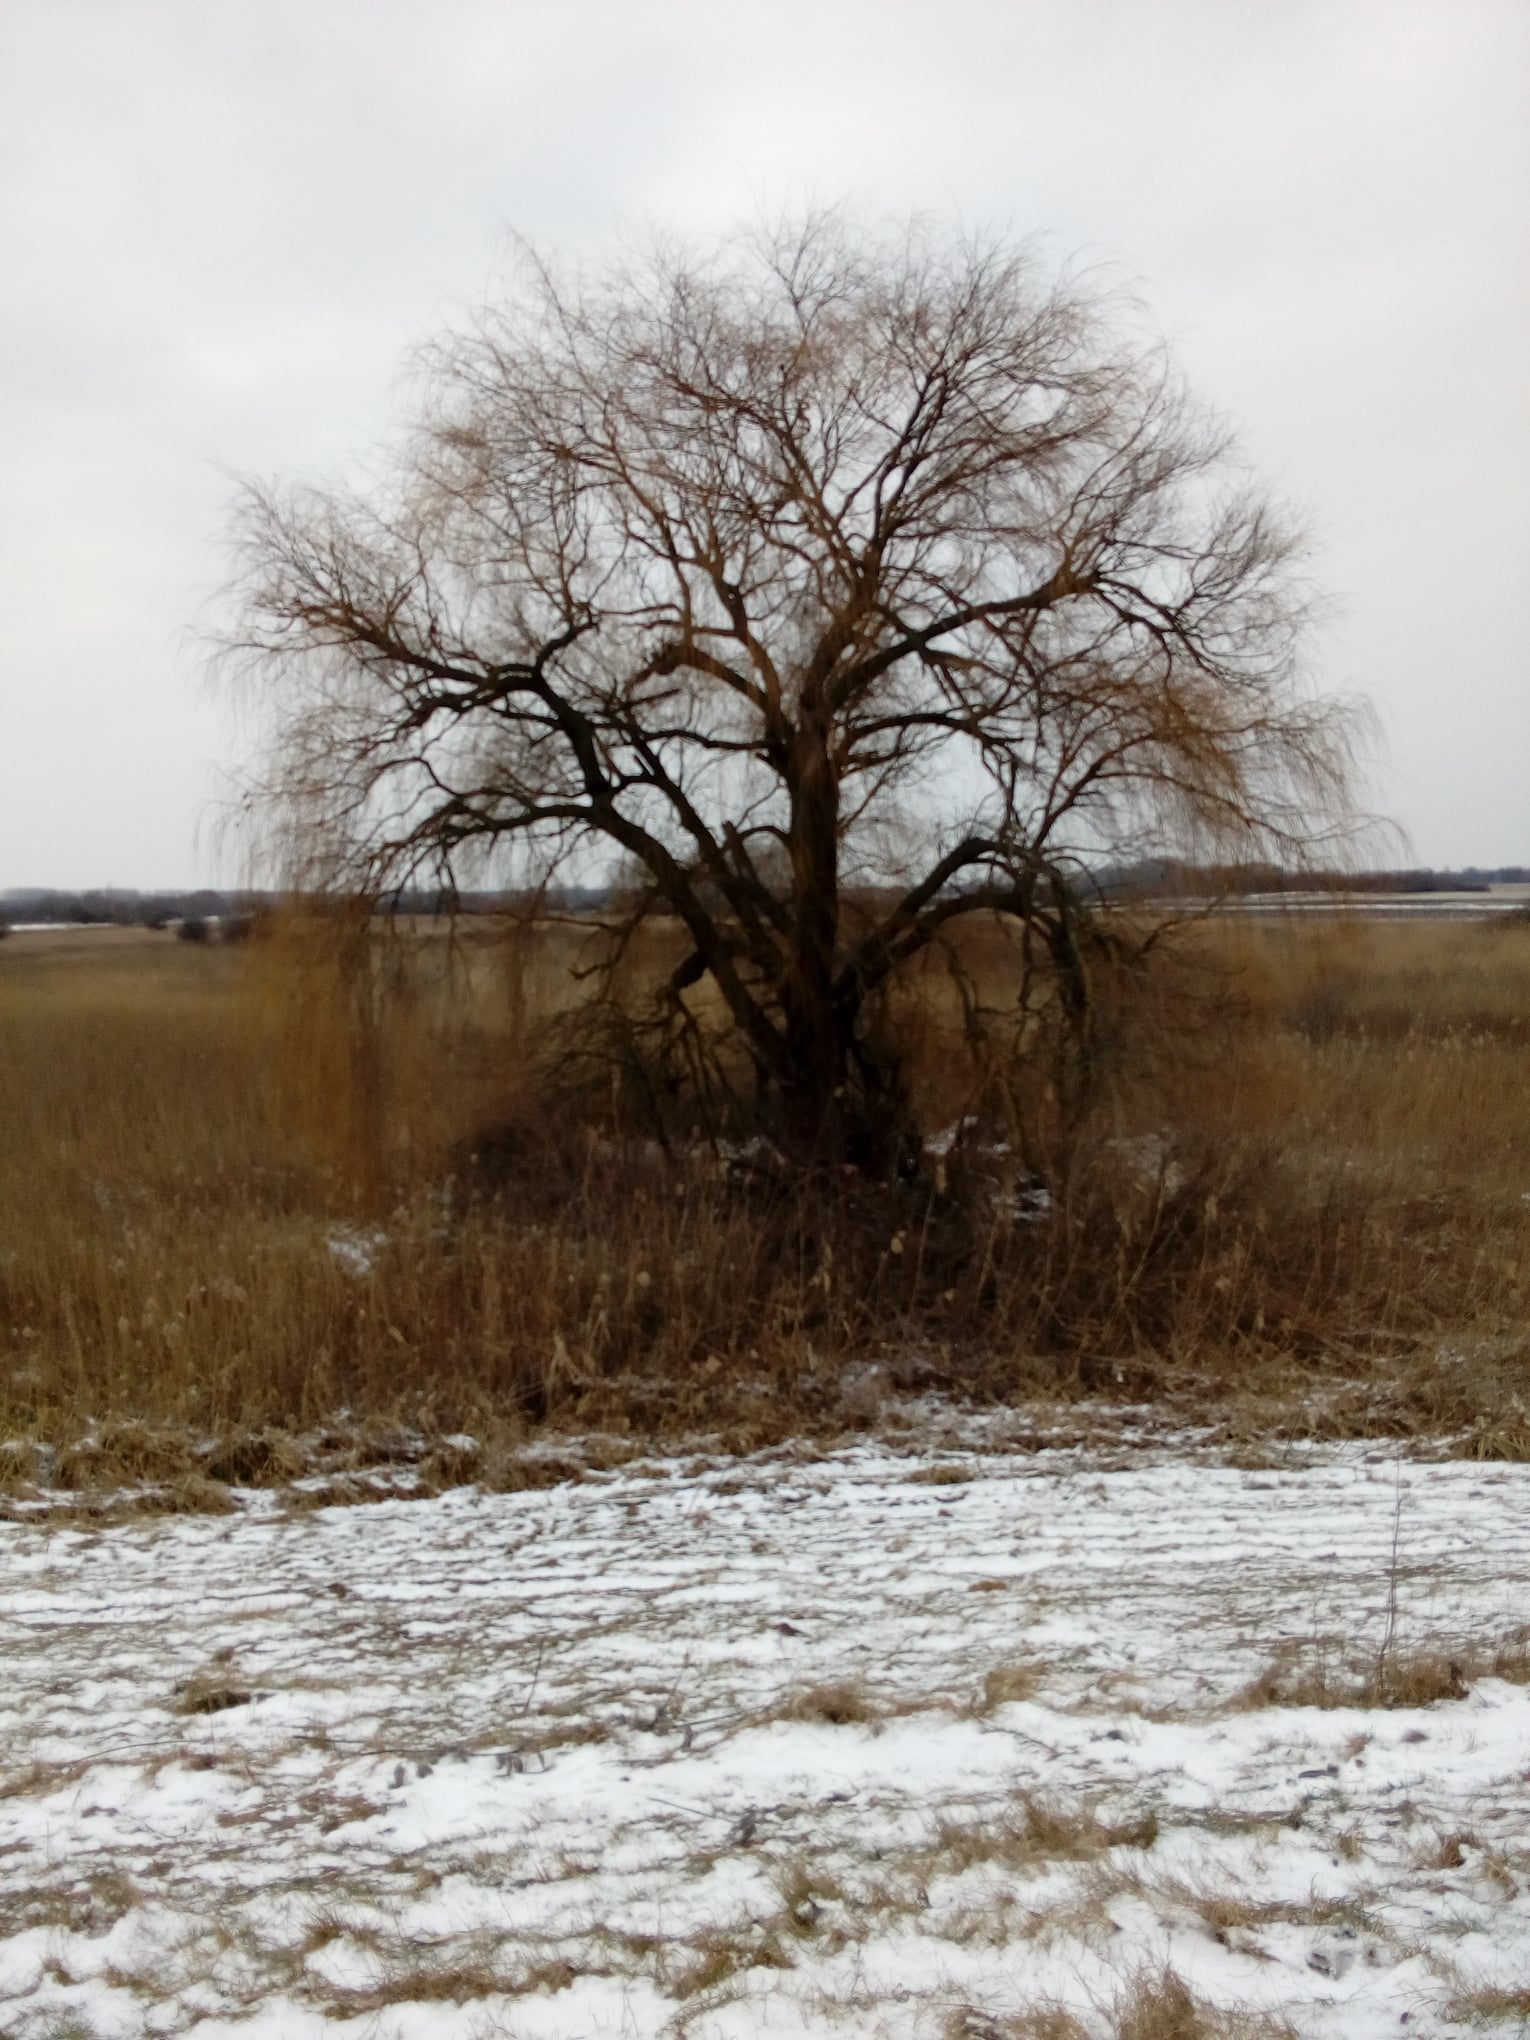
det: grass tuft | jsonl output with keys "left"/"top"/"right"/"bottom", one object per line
{"left": 1238, "top": 1630, "right": 1530, "bottom": 1711}
{"left": 782, "top": 1681, "right": 874, "bottom": 1727}
{"left": 1447, "top": 1982, "right": 1530, "bottom": 2028}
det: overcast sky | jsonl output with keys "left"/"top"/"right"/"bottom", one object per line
{"left": 3, "top": 0, "right": 1526, "bottom": 886}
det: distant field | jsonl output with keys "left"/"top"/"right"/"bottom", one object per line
{"left": 3, "top": 909, "right": 1530, "bottom": 1480}
{"left": 1210, "top": 883, "right": 1530, "bottom": 920}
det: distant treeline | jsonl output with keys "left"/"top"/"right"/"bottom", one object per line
{"left": 1095, "top": 863, "right": 1530, "bottom": 900}
{"left": 2, "top": 869, "right": 1526, "bottom": 937}
{"left": 0, "top": 888, "right": 245, "bottom": 929}
{"left": 0, "top": 888, "right": 264, "bottom": 929}
{"left": 0, "top": 886, "right": 612, "bottom": 931}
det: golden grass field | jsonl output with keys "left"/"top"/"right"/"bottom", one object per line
{"left": 3, "top": 907, "right": 1530, "bottom": 1487}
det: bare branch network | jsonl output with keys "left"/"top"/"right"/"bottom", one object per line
{"left": 219, "top": 213, "right": 1361, "bottom": 1157}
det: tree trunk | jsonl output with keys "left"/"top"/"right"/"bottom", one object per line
{"left": 780, "top": 722, "right": 847, "bottom": 1159}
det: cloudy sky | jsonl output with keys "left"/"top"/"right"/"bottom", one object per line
{"left": 3, "top": 0, "right": 1526, "bottom": 886}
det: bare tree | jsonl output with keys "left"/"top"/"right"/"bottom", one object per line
{"left": 220, "top": 213, "right": 1359, "bottom": 1163}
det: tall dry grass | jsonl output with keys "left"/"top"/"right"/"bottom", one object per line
{"left": 3, "top": 908, "right": 1530, "bottom": 1471}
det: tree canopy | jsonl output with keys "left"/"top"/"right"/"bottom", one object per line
{"left": 222, "top": 213, "right": 1360, "bottom": 1162}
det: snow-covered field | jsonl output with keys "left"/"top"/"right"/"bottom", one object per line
{"left": 4, "top": 1428, "right": 1530, "bottom": 2038}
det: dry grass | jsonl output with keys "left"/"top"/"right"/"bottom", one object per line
{"left": 931, "top": 1795, "right": 1159, "bottom": 1877}
{"left": 171, "top": 1668, "right": 260, "bottom": 1715}
{"left": 979, "top": 1663, "right": 1043, "bottom": 1711}
{"left": 1449, "top": 1982, "right": 1530, "bottom": 2027}
{"left": 949, "top": 1967, "right": 1298, "bottom": 2038}
{"left": 1111, "top": 1968, "right": 1297, "bottom": 2039}
{"left": 780, "top": 1680, "right": 876, "bottom": 1727}
{"left": 5, "top": 908, "right": 1530, "bottom": 1477}
{"left": 1237, "top": 1627, "right": 1530, "bottom": 1711}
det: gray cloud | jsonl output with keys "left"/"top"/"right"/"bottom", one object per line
{"left": 3, "top": 0, "right": 1526, "bottom": 882}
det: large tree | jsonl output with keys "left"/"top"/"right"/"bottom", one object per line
{"left": 222, "top": 214, "right": 1357, "bottom": 1161}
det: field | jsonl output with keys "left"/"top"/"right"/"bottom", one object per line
{"left": 6, "top": 1431, "right": 1530, "bottom": 2037}
{"left": 3, "top": 909, "right": 1530, "bottom": 1469}
{"left": 4, "top": 913, "right": 1530, "bottom": 2035}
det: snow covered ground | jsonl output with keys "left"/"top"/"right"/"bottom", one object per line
{"left": 3, "top": 1429, "right": 1530, "bottom": 2037}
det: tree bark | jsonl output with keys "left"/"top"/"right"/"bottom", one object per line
{"left": 780, "top": 719, "right": 848, "bottom": 1158}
